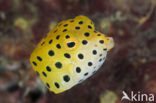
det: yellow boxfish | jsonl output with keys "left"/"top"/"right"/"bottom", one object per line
{"left": 30, "top": 15, "right": 114, "bottom": 94}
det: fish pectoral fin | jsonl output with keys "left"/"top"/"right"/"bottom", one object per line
{"left": 107, "top": 37, "right": 114, "bottom": 51}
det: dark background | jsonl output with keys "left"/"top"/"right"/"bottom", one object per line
{"left": 0, "top": 0, "right": 156, "bottom": 103}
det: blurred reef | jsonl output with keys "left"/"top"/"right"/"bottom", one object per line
{"left": 0, "top": 0, "right": 156, "bottom": 103}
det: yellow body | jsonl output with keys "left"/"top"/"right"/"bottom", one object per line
{"left": 30, "top": 15, "right": 114, "bottom": 94}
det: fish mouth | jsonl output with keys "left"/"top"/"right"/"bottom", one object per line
{"left": 107, "top": 37, "right": 114, "bottom": 51}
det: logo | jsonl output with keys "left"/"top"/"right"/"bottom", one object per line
{"left": 121, "top": 91, "right": 155, "bottom": 102}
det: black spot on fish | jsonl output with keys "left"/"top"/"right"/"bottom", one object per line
{"left": 88, "top": 62, "right": 93, "bottom": 66}
{"left": 46, "top": 83, "right": 50, "bottom": 88}
{"left": 32, "top": 61, "right": 37, "bottom": 66}
{"left": 99, "top": 40, "right": 104, "bottom": 44}
{"left": 56, "top": 35, "right": 60, "bottom": 40}
{"left": 55, "top": 82, "right": 60, "bottom": 88}
{"left": 63, "top": 75, "right": 70, "bottom": 82}
{"left": 55, "top": 62, "right": 62, "bottom": 69}
{"left": 37, "top": 56, "right": 42, "bottom": 61}
{"left": 79, "top": 21, "right": 83, "bottom": 24}
{"left": 84, "top": 32, "right": 90, "bottom": 37}
{"left": 48, "top": 50, "right": 54, "bottom": 56}
{"left": 92, "top": 50, "right": 97, "bottom": 55}
{"left": 56, "top": 44, "right": 61, "bottom": 49}
{"left": 49, "top": 39, "right": 53, "bottom": 44}
{"left": 46, "top": 66, "right": 51, "bottom": 72}
{"left": 63, "top": 29, "right": 67, "bottom": 32}
{"left": 63, "top": 24, "right": 68, "bottom": 27}
{"left": 64, "top": 53, "right": 71, "bottom": 58}
{"left": 42, "top": 72, "right": 47, "bottom": 77}
{"left": 76, "top": 67, "right": 81, "bottom": 73}
{"left": 75, "top": 26, "right": 80, "bottom": 30}
{"left": 84, "top": 73, "right": 88, "bottom": 76}
{"left": 82, "top": 40, "right": 88, "bottom": 45}
{"left": 78, "top": 53, "right": 84, "bottom": 59}
{"left": 65, "top": 35, "right": 70, "bottom": 39}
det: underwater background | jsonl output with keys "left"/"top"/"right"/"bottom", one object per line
{"left": 0, "top": 0, "right": 156, "bottom": 103}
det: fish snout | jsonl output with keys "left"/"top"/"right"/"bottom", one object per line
{"left": 107, "top": 37, "right": 114, "bottom": 51}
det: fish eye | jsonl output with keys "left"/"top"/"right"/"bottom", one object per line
{"left": 63, "top": 37, "right": 78, "bottom": 50}
{"left": 67, "top": 42, "right": 75, "bottom": 48}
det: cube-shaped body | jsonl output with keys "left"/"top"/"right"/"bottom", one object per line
{"left": 30, "top": 15, "right": 114, "bottom": 94}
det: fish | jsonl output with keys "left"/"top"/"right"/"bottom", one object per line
{"left": 30, "top": 15, "right": 114, "bottom": 94}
